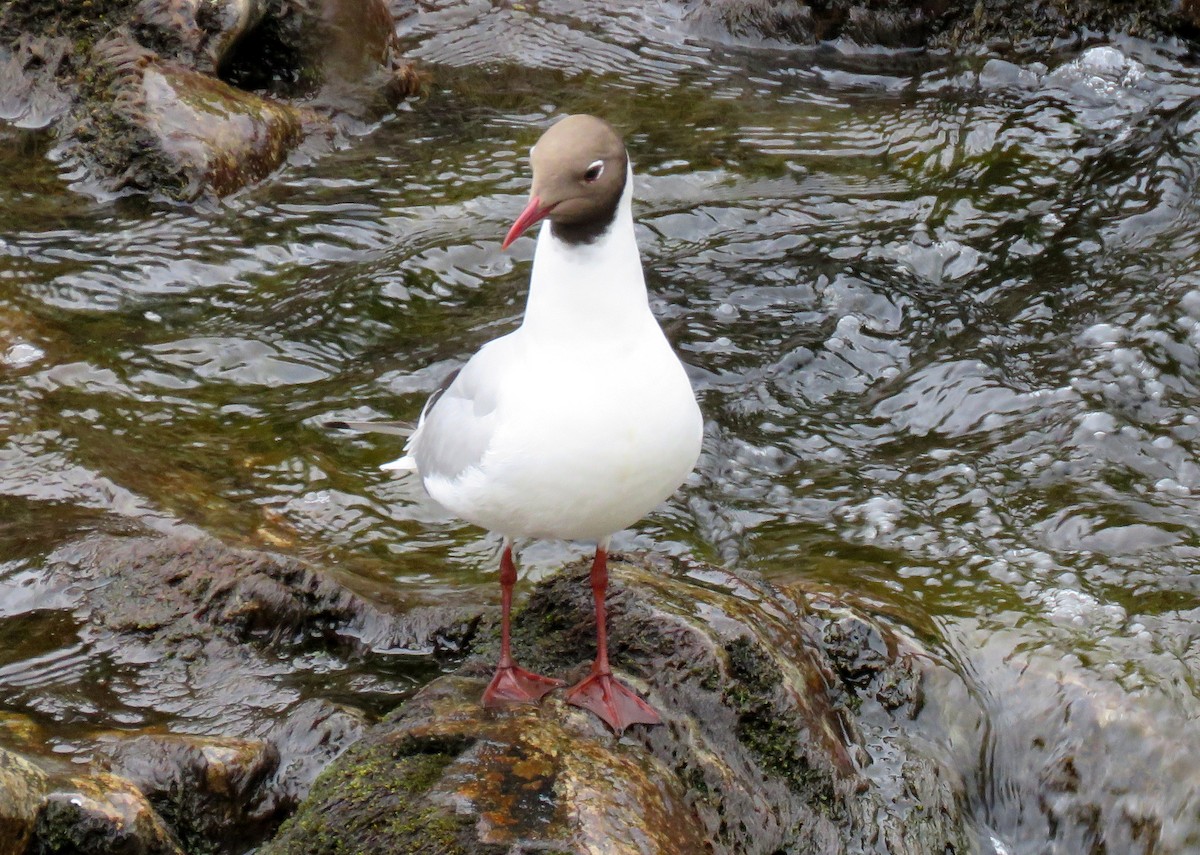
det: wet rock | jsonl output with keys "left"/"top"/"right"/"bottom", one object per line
{"left": 264, "top": 556, "right": 970, "bottom": 854}
{"left": 680, "top": 0, "right": 950, "bottom": 48}
{"left": 940, "top": 0, "right": 1190, "bottom": 49}
{"left": 0, "top": 747, "right": 49, "bottom": 855}
{"left": 679, "top": 0, "right": 1200, "bottom": 48}
{"left": 0, "top": 0, "right": 421, "bottom": 199}
{"left": 16, "top": 534, "right": 475, "bottom": 852}
{"left": 263, "top": 674, "right": 709, "bottom": 855}
{"left": 31, "top": 772, "right": 184, "bottom": 855}
{"left": 0, "top": 37, "right": 74, "bottom": 129}
{"left": 48, "top": 534, "right": 482, "bottom": 655}
{"left": 266, "top": 699, "right": 369, "bottom": 810}
{"left": 80, "top": 702, "right": 369, "bottom": 854}
{"left": 97, "top": 734, "right": 280, "bottom": 854}
{"left": 69, "top": 34, "right": 308, "bottom": 199}
{"left": 0, "top": 711, "right": 45, "bottom": 749}
{"left": 131, "top": 0, "right": 270, "bottom": 73}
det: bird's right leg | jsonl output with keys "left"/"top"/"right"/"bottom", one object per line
{"left": 482, "top": 541, "right": 564, "bottom": 707}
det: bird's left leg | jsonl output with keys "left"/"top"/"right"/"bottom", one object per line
{"left": 482, "top": 540, "right": 564, "bottom": 707}
{"left": 565, "top": 543, "right": 662, "bottom": 733}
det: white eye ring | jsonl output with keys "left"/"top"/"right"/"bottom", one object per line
{"left": 584, "top": 160, "right": 604, "bottom": 182}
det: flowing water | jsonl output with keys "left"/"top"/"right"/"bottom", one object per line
{"left": 3, "top": 0, "right": 1200, "bottom": 849}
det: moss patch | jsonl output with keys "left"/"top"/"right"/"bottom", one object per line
{"left": 723, "top": 636, "right": 840, "bottom": 817}
{"left": 262, "top": 734, "right": 506, "bottom": 855}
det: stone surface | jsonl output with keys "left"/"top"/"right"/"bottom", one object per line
{"left": 46, "top": 534, "right": 482, "bottom": 654}
{"left": 132, "top": 0, "right": 271, "bottom": 73}
{"left": 264, "top": 556, "right": 971, "bottom": 854}
{"left": 30, "top": 772, "right": 185, "bottom": 855}
{"left": 6, "top": 536, "right": 1195, "bottom": 852}
{"left": 11, "top": 535, "right": 475, "bottom": 853}
{"left": 97, "top": 734, "right": 280, "bottom": 854}
{"left": 264, "top": 675, "right": 710, "bottom": 855}
{"left": 68, "top": 35, "right": 308, "bottom": 199}
{"left": 0, "top": 747, "right": 49, "bottom": 855}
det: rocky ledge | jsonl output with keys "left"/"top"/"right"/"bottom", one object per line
{"left": 0, "top": 535, "right": 480, "bottom": 855}
{"left": 264, "top": 555, "right": 969, "bottom": 854}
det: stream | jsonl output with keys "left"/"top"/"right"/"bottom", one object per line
{"left": 3, "top": 1, "right": 1200, "bottom": 851}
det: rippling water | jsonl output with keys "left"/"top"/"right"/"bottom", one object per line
{"left": 4, "top": 2, "right": 1200, "bottom": 849}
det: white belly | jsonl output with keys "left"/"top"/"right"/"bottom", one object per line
{"left": 424, "top": 334, "right": 703, "bottom": 542}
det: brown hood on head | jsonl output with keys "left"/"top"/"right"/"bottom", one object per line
{"left": 502, "top": 114, "right": 628, "bottom": 249}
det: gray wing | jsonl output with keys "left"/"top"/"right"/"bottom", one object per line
{"left": 326, "top": 419, "right": 415, "bottom": 437}
{"left": 409, "top": 340, "right": 509, "bottom": 482}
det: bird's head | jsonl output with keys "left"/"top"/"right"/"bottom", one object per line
{"left": 502, "top": 114, "right": 628, "bottom": 250}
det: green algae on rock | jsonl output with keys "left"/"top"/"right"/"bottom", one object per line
{"left": 0, "top": 535, "right": 479, "bottom": 853}
{"left": 67, "top": 34, "right": 308, "bottom": 200}
{"left": 262, "top": 676, "right": 709, "bottom": 855}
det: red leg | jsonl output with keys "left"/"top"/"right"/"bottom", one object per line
{"left": 482, "top": 543, "right": 563, "bottom": 707}
{"left": 565, "top": 547, "right": 661, "bottom": 733}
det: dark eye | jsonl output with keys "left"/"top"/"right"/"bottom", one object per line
{"left": 584, "top": 160, "right": 604, "bottom": 183}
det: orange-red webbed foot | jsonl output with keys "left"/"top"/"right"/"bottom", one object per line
{"left": 565, "top": 670, "right": 661, "bottom": 733}
{"left": 482, "top": 664, "right": 564, "bottom": 707}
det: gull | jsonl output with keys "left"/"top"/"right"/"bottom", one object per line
{"left": 379, "top": 114, "right": 703, "bottom": 733}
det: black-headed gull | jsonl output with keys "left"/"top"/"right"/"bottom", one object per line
{"left": 385, "top": 114, "right": 703, "bottom": 733}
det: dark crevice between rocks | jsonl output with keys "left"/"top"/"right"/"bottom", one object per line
{"left": 219, "top": 0, "right": 316, "bottom": 95}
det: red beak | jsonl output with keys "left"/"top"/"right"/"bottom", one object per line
{"left": 502, "top": 196, "right": 556, "bottom": 250}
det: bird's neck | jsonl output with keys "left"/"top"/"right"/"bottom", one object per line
{"left": 519, "top": 180, "right": 654, "bottom": 344}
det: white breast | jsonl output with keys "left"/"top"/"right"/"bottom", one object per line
{"left": 424, "top": 327, "right": 702, "bottom": 541}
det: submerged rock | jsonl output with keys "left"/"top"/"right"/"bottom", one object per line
{"left": 46, "top": 534, "right": 482, "bottom": 654}
{"left": 264, "top": 556, "right": 971, "bottom": 854}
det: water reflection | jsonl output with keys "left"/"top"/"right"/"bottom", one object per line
{"left": 2, "top": 2, "right": 1200, "bottom": 849}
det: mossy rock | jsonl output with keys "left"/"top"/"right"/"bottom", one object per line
{"left": 0, "top": 0, "right": 421, "bottom": 198}
{"left": 263, "top": 556, "right": 971, "bottom": 854}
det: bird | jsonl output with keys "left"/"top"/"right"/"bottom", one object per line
{"left": 377, "top": 114, "right": 703, "bottom": 733}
